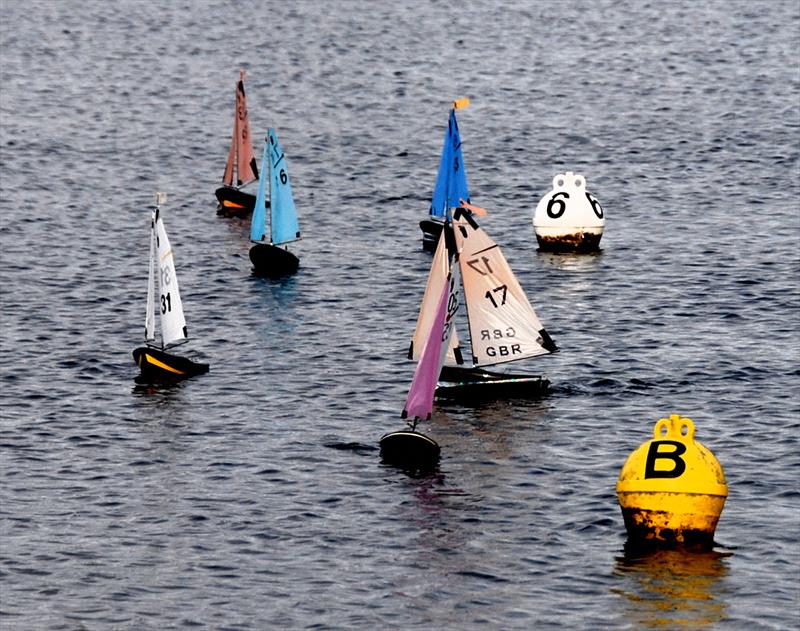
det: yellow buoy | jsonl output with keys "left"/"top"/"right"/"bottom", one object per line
{"left": 616, "top": 414, "right": 727, "bottom": 548}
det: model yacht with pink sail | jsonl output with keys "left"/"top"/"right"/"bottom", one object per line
{"left": 381, "top": 203, "right": 557, "bottom": 466}
{"left": 215, "top": 70, "right": 262, "bottom": 217}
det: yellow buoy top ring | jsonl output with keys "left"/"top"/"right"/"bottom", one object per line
{"left": 654, "top": 414, "right": 695, "bottom": 442}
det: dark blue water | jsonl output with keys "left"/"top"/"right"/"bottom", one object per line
{"left": 1, "top": 0, "right": 798, "bottom": 628}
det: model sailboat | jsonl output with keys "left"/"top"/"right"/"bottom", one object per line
{"left": 215, "top": 70, "right": 261, "bottom": 216}
{"left": 419, "top": 98, "right": 472, "bottom": 251}
{"left": 381, "top": 202, "right": 556, "bottom": 466}
{"left": 409, "top": 204, "right": 557, "bottom": 399}
{"left": 249, "top": 128, "right": 301, "bottom": 277}
{"left": 379, "top": 251, "right": 461, "bottom": 467}
{"left": 132, "top": 194, "right": 209, "bottom": 382}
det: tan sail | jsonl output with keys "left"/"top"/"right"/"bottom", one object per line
{"left": 222, "top": 70, "right": 258, "bottom": 186}
{"left": 454, "top": 212, "right": 556, "bottom": 367}
{"left": 409, "top": 229, "right": 462, "bottom": 366}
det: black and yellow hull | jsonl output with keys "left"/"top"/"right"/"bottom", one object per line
{"left": 249, "top": 243, "right": 299, "bottom": 278}
{"left": 379, "top": 430, "right": 440, "bottom": 468}
{"left": 437, "top": 366, "right": 550, "bottom": 400}
{"left": 132, "top": 346, "right": 209, "bottom": 383}
{"left": 215, "top": 186, "right": 264, "bottom": 217}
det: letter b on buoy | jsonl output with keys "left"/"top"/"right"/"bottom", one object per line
{"left": 616, "top": 414, "right": 728, "bottom": 549}
{"left": 644, "top": 440, "right": 687, "bottom": 478}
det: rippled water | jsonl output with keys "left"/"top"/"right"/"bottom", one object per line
{"left": 1, "top": 0, "right": 798, "bottom": 628}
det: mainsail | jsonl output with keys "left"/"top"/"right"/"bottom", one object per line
{"left": 402, "top": 261, "right": 461, "bottom": 421}
{"left": 222, "top": 70, "right": 258, "bottom": 187}
{"left": 408, "top": 227, "right": 462, "bottom": 365}
{"left": 453, "top": 210, "right": 557, "bottom": 367}
{"left": 267, "top": 128, "right": 300, "bottom": 246}
{"left": 430, "top": 102, "right": 470, "bottom": 220}
{"left": 154, "top": 207, "right": 187, "bottom": 348}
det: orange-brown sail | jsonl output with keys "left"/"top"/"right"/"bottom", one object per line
{"left": 222, "top": 70, "right": 258, "bottom": 186}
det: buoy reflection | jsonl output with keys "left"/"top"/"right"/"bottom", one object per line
{"left": 613, "top": 545, "right": 731, "bottom": 628}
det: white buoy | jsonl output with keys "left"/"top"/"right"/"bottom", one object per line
{"left": 533, "top": 172, "right": 604, "bottom": 252}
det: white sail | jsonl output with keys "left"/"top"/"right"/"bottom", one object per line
{"left": 454, "top": 213, "right": 556, "bottom": 367}
{"left": 144, "top": 211, "right": 156, "bottom": 342}
{"left": 409, "top": 228, "right": 462, "bottom": 366}
{"left": 154, "top": 207, "right": 187, "bottom": 347}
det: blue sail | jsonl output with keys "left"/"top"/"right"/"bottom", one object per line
{"left": 430, "top": 109, "right": 470, "bottom": 219}
{"left": 268, "top": 128, "right": 301, "bottom": 246}
{"left": 249, "top": 139, "right": 270, "bottom": 242}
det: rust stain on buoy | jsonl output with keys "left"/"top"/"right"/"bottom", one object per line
{"left": 535, "top": 231, "right": 603, "bottom": 252}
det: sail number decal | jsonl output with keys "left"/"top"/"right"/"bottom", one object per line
{"left": 441, "top": 275, "right": 459, "bottom": 343}
{"left": 467, "top": 256, "right": 493, "bottom": 275}
{"left": 159, "top": 264, "right": 173, "bottom": 313}
{"left": 485, "top": 285, "right": 507, "bottom": 308}
{"left": 480, "top": 327, "right": 522, "bottom": 358}
{"left": 279, "top": 168, "right": 288, "bottom": 185}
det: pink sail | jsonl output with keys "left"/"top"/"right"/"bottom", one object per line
{"left": 402, "top": 263, "right": 460, "bottom": 421}
{"left": 222, "top": 70, "right": 258, "bottom": 186}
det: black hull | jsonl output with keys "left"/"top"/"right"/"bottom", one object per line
{"left": 420, "top": 217, "right": 444, "bottom": 252}
{"left": 132, "top": 346, "right": 209, "bottom": 383}
{"left": 437, "top": 365, "right": 550, "bottom": 400}
{"left": 379, "top": 430, "right": 440, "bottom": 468}
{"left": 215, "top": 186, "right": 261, "bottom": 217}
{"left": 249, "top": 243, "right": 299, "bottom": 278}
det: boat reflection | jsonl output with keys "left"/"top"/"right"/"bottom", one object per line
{"left": 433, "top": 397, "right": 551, "bottom": 461}
{"left": 613, "top": 544, "right": 731, "bottom": 628}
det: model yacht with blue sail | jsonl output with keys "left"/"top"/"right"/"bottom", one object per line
{"left": 249, "top": 128, "right": 301, "bottom": 277}
{"left": 420, "top": 98, "right": 472, "bottom": 251}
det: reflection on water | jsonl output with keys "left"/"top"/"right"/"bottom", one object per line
{"left": 613, "top": 545, "right": 731, "bottom": 628}
{"left": 536, "top": 250, "right": 604, "bottom": 273}
{"left": 433, "top": 397, "right": 551, "bottom": 461}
